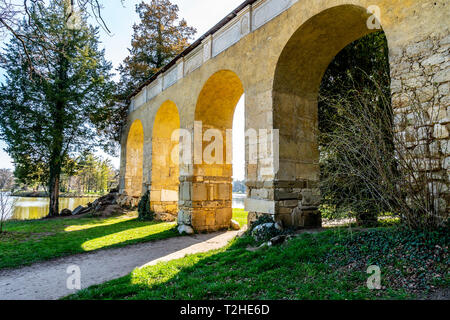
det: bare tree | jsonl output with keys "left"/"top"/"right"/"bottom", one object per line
{"left": 0, "top": 168, "right": 15, "bottom": 233}
{"left": 320, "top": 74, "right": 448, "bottom": 231}
{"left": 0, "top": 0, "right": 124, "bottom": 69}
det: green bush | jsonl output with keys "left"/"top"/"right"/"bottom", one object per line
{"left": 137, "top": 191, "right": 155, "bottom": 221}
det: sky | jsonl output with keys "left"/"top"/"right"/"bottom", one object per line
{"left": 0, "top": 0, "right": 246, "bottom": 179}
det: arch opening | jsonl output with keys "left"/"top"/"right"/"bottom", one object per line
{"left": 125, "top": 119, "right": 144, "bottom": 198}
{"left": 272, "top": 4, "right": 388, "bottom": 228}
{"left": 151, "top": 100, "right": 180, "bottom": 221}
{"left": 191, "top": 70, "right": 244, "bottom": 232}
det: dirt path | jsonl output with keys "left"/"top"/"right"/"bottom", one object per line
{"left": 0, "top": 230, "right": 240, "bottom": 300}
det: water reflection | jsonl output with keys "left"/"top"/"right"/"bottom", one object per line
{"left": 8, "top": 196, "right": 96, "bottom": 221}
{"left": 232, "top": 193, "right": 246, "bottom": 209}
{"left": 5, "top": 193, "right": 246, "bottom": 221}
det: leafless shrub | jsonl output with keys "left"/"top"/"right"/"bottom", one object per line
{"left": 320, "top": 75, "right": 448, "bottom": 231}
{"left": 0, "top": 0, "right": 124, "bottom": 70}
{"left": 0, "top": 168, "right": 16, "bottom": 233}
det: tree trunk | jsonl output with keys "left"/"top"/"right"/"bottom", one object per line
{"left": 47, "top": 48, "right": 68, "bottom": 217}
{"left": 48, "top": 164, "right": 61, "bottom": 216}
{"left": 48, "top": 136, "right": 63, "bottom": 217}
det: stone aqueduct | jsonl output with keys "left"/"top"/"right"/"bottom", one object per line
{"left": 119, "top": 0, "right": 449, "bottom": 232}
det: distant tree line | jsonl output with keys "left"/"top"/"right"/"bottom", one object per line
{"left": 0, "top": 0, "right": 195, "bottom": 216}
{"left": 233, "top": 180, "right": 246, "bottom": 194}
{"left": 11, "top": 152, "right": 118, "bottom": 195}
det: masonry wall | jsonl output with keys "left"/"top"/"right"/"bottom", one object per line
{"left": 120, "top": 0, "right": 449, "bottom": 231}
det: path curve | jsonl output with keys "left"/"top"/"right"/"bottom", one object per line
{"left": 0, "top": 230, "right": 239, "bottom": 300}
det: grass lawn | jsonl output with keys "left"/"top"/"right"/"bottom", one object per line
{"left": 65, "top": 226, "right": 448, "bottom": 300}
{"left": 0, "top": 208, "right": 248, "bottom": 270}
{"left": 0, "top": 213, "right": 179, "bottom": 270}
{"left": 232, "top": 208, "right": 248, "bottom": 227}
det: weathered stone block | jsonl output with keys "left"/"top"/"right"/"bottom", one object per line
{"left": 443, "top": 157, "right": 450, "bottom": 170}
{"left": 150, "top": 190, "right": 161, "bottom": 202}
{"left": 217, "top": 183, "right": 231, "bottom": 200}
{"left": 205, "top": 212, "right": 216, "bottom": 227}
{"left": 161, "top": 189, "right": 178, "bottom": 202}
{"left": 192, "top": 183, "right": 208, "bottom": 201}
{"left": 274, "top": 190, "right": 302, "bottom": 200}
{"left": 433, "top": 124, "right": 449, "bottom": 139}
{"left": 192, "top": 210, "right": 206, "bottom": 228}
{"left": 178, "top": 209, "right": 192, "bottom": 225}
{"left": 216, "top": 208, "right": 232, "bottom": 226}
{"left": 245, "top": 198, "right": 275, "bottom": 214}
{"left": 180, "top": 182, "right": 191, "bottom": 201}
{"left": 282, "top": 200, "right": 300, "bottom": 208}
{"left": 301, "top": 189, "right": 321, "bottom": 206}
{"left": 406, "top": 40, "right": 433, "bottom": 57}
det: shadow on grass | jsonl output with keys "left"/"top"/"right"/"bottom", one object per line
{"left": 0, "top": 217, "right": 180, "bottom": 270}
{"left": 65, "top": 228, "right": 415, "bottom": 300}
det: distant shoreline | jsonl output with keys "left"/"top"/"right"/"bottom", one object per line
{"left": 11, "top": 191, "right": 246, "bottom": 199}
{"left": 232, "top": 193, "right": 246, "bottom": 197}
{"left": 11, "top": 191, "right": 101, "bottom": 198}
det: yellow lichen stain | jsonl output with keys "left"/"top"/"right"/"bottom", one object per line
{"left": 125, "top": 120, "right": 144, "bottom": 197}
{"left": 191, "top": 70, "right": 243, "bottom": 231}
{"left": 151, "top": 100, "right": 180, "bottom": 217}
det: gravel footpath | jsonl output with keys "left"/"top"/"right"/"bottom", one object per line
{"left": 0, "top": 230, "right": 239, "bottom": 300}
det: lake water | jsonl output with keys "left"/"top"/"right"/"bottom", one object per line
{"left": 232, "top": 193, "right": 246, "bottom": 209}
{"left": 5, "top": 196, "right": 95, "bottom": 221}
{"left": 2, "top": 193, "right": 247, "bottom": 221}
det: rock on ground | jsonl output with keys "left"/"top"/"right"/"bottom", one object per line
{"left": 178, "top": 224, "right": 194, "bottom": 235}
{"left": 230, "top": 219, "right": 241, "bottom": 230}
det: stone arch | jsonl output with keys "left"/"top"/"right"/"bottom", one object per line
{"left": 125, "top": 119, "right": 144, "bottom": 198}
{"left": 191, "top": 70, "right": 245, "bottom": 232}
{"left": 271, "top": 4, "right": 388, "bottom": 228}
{"left": 150, "top": 100, "right": 181, "bottom": 221}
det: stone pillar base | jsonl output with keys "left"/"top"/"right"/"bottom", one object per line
{"left": 178, "top": 175, "right": 233, "bottom": 233}
{"left": 151, "top": 201, "right": 178, "bottom": 221}
{"left": 246, "top": 179, "right": 322, "bottom": 230}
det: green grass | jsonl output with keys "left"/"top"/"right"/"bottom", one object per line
{"left": 232, "top": 208, "right": 248, "bottom": 227}
{"left": 0, "top": 213, "right": 179, "bottom": 270}
{"left": 65, "top": 226, "right": 448, "bottom": 300}
{"left": 0, "top": 208, "right": 248, "bottom": 270}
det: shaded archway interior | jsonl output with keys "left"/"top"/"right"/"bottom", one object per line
{"left": 191, "top": 70, "right": 244, "bottom": 232}
{"left": 271, "top": 5, "right": 381, "bottom": 227}
{"left": 150, "top": 100, "right": 180, "bottom": 221}
{"left": 125, "top": 120, "right": 144, "bottom": 198}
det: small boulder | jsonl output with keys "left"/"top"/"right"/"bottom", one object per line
{"left": 230, "top": 219, "right": 241, "bottom": 230}
{"left": 60, "top": 208, "right": 72, "bottom": 216}
{"left": 102, "top": 205, "right": 123, "bottom": 216}
{"left": 258, "top": 241, "right": 270, "bottom": 249}
{"left": 93, "top": 204, "right": 123, "bottom": 217}
{"left": 178, "top": 224, "right": 194, "bottom": 235}
{"left": 252, "top": 222, "right": 274, "bottom": 234}
{"left": 251, "top": 222, "right": 281, "bottom": 242}
{"left": 269, "top": 235, "right": 286, "bottom": 246}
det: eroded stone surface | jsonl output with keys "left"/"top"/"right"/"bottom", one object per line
{"left": 119, "top": 0, "right": 449, "bottom": 232}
